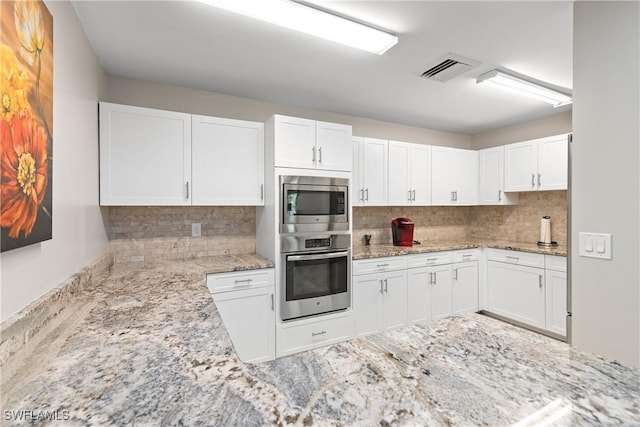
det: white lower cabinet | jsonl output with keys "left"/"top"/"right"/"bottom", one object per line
{"left": 452, "top": 260, "right": 479, "bottom": 314}
{"left": 276, "top": 310, "right": 354, "bottom": 358}
{"left": 485, "top": 249, "right": 567, "bottom": 337}
{"left": 354, "top": 270, "right": 408, "bottom": 337}
{"left": 207, "top": 269, "right": 275, "bottom": 363}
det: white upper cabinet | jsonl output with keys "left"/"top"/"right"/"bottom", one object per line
{"left": 537, "top": 135, "right": 569, "bottom": 191}
{"left": 431, "top": 147, "right": 478, "bottom": 205}
{"left": 352, "top": 137, "right": 388, "bottom": 206}
{"left": 504, "top": 134, "right": 569, "bottom": 192}
{"left": 479, "top": 146, "right": 518, "bottom": 205}
{"left": 388, "top": 141, "right": 431, "bottom": 206}
{"left": 99, "top": 102, "right": 192, "bottom": 206}
{"left": 191, "top": 116, "right": 264, "bottom": 205}
{"left": 99, "top": 102, "right": 265, "bottom": 206}
{"left": 272, "top": 115, "right": 351, "bottom": 171}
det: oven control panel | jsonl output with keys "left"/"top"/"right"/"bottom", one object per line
{"left": 305, "top": 238, "right": 331, "bottom": 249}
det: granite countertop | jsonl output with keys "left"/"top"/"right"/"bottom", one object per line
{"left": 353, "top": 239, "right": 567, "bottom": 259}
{"left": 2, "top": 254, "right": 638, "bottom": 426}
{"left": 111, "top": 253, "right": 274, "bottom": 276}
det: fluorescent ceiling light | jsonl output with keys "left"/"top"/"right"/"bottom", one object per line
{"left": 195, "top": 0, "right": 398, "bottom": 55}
{"left": 477, "top": 70, "right": 572, "bottom": 107}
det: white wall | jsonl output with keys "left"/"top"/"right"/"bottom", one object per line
{"left": 0, "top": 1, "right": 109, "bottom": 322}
{"left": 106, "top": 76, "right": 471, "bottom": 149}
{"left": 572, "top": 2, "right": 640, "bottom": 367}
{"left": 471, "top": 111, "right": 572, "bottom": 149}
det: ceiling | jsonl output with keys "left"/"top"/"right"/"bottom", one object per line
{"left": 71, "top": 1, "right": 573, "bottom": 135}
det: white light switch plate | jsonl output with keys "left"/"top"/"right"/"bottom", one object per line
{"left": 579, "top": 232, "right": 612, "bottom": 259}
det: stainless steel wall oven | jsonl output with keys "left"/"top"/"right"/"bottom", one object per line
{"left": 280, "top": 234, "right": 351, "bottom": 321}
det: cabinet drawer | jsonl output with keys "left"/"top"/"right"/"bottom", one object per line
{"left": 452, "top": 249, "right": 481, "bottom": 263}
{"left": 407, "top": 252, "right": 452, "bottom": 268}
{"left": 546, "top": 255, "right": 567, "bottom": 272}
{"left": 206, "top": 268, "right": 275, "bottom": 294}
{"left": 486, "top": 249, "right": 544, "bottom": 269}
{"left": 277, "top": 311, "right": 354, "bottom": 357}
{"left": 353, "top": 256, "right": 407, "bottom": 275}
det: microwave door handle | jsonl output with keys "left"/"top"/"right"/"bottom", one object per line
{"left": 287, "top": 251, "right": 349, "bottom": 262}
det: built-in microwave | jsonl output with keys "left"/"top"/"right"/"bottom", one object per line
{"left": 280, "top": 176, "right": 348, "bottom": 233}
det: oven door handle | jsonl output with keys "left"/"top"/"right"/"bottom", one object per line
{"left": 287, "top": 251, "right": 349, "bottom": 262}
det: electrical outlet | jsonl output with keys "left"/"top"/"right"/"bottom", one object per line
{"left": 191, "top": 223, "right": 201, "bottom": 237}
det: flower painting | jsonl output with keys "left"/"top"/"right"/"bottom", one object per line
{"left": 1, "top": 0, "right": 53, "bottom": 252}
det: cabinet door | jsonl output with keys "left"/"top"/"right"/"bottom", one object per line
{"left": 486, "top": 261, "right": 545, "bottom": 329}
{"left": 537, "top": 135, "right": 568, "bottom": 191}
{"left": 382, "top": 270, "right": 408, "bottom": 330}
{"left": 452, "top": 261, "right": 478, "bottom": 314}
{"left": 407, "top": 267, "right": 431, "bottom": 324}
{"left": 315, "top": 121, "right": 352, "bottom": 171}
{"left": 353, "top": 274, "right": 385, "bottom": 337}
{"left": 212, "top": 287, "right": 275, "bottom": 363}
{"left": 409, "top": 144, "right": 432, "bottom": 206}
{"left": 479, "top": 146, "right": 503, "bottom": 204}
{"left": 273, "top": 115, "right": 316, "bottom": 169}
{"left": 430, "top": 264, "right": 453, "bottom": 320}
{"left": 431, "top": 146, "right": 454, "bottom": 205}
{"left": 99, "top": 102, "right": 191, "bottom": 205}
{"left": 545, "top": 269, "right": 567, "bottom": 336}
{"left": 352, "top": 138, "right": 363, "bottom": 206}
{"left": 361, "top": 137, "right": 388, "bottom": 205}
{"left": 388, "top": 141, "right": 411, "bottom": 206}
{"left": 452, "top": 149, "right": 478, "bottom": 205}
{"left": 191, "top": 116, "right": 264, "bottom": 205}
{"left": 504, "top": 140, "right": 538, "bottom": 192}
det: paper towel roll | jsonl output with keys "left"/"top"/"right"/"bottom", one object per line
{"left": 540, "top": 216, "right": 551, "bottom": 244}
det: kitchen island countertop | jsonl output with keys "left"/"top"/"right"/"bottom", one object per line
{"left": 2, "top": 255, "right": 638, "bottom": 426}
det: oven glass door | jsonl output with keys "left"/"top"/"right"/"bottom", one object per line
{"left": 285, "top": 251, "right": 348, "bottom": 301}
{"left": 284, "top": 185, "right": 346, "bottom": 219}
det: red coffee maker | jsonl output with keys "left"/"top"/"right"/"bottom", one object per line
{"left": 392, "top": 217, "right": 414, "bottom": 247}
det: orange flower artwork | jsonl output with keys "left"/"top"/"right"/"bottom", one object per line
{"left": 1, "top": 0, "right": 53, "bottom": 252}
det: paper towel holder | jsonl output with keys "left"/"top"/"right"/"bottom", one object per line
{"left": 537, "top": 215, "right": 558, "bottom": 247}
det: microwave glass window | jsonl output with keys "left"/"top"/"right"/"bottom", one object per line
{"left": 286, "top": 256, "right": 347, "bottom": 301}
{"left": 286, "top": 190, "right": 345, "bottom": 216}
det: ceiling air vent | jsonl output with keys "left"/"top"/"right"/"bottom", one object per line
{"left": 421, "top": 53, "right": 481, "bottom": 83}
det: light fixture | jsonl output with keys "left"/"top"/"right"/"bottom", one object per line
{"left": 195, "top": 0, "right": 398, "bottom": 55}
{"left": 477, "top": 70, "right": 572, "bottom": 107}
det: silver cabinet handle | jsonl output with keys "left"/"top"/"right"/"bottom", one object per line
{"left": 186, "top": 182, "right": 190, "bottom": 199}
{"left": 312, "top": 146, "right": 316, "bottom": 163}
{"left": 498, "top": 189, "right": 502, "bottom": 201}
{"left": 539, "top": 274, "right": 543, "bottom": 288}
{"left": 537, "top": 173, "right": 541, "bottom": 187}
{"left": 384, "top": 278, "right": 388, "bottom": 293}
{"left": 270, "top": 294, "right": 274, "bottom": 311}
{"left": 408, "top": 189, "right": 412, "bottom": 201}
{"left": 433, "top": 271, "right": 437, "bottom": 284}
{"left": 312, "top": 330, "right": 327, "bottom": 337}
{"left": 454, "top": 268, "right": 458, "bottom": 280}
{"left": 506, "top": 256, "right": 520, "bottom": 262}
{"left": 234, "top": 278, "right": 253, "bottom": 287}
{"left": 376, "top": 263, "right": 389, "bottom": 268}
{"left": 365, "top": 188, "right": 369, "bottom": 201}
{"left": 427, "top": 258, "right": 438, "bottom": 261}
{"left": 531, "top": 174, "right": 535, "bottom": 187}
{"left": 451, "top": 191, "right": 455, "bottom": 201}
{"left": 260, "top": 184, "right": 264, "bottom": 200}
{"left": 462, "top": 254, "right": 472, "bottom": 258}
{"left": 428, "top": 272, "right": 433, "bottom": 285}
{"left": 360, "top": 188, "right": 364, "bottom": 201}
{"left": 379, "top": 279, "right": 384, "bottom": 294}
{"left": 454, "top": 191, "right": 458, "bottom": 201}
{"left": 412, "top": 189, "right": 416, "bottom": 201}
{"left": 318, "top": 146, "right": 322, "bottom": 163}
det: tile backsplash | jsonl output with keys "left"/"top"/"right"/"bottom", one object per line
{"left": 108, "top": 191, "right": 567, "bottom": 264}
{"left": 108, "top": 206, "right": 255, "bottom": 265}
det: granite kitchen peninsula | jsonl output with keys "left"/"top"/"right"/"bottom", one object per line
{"left": 1, "top": 255, "right": 638, "bottom": 426}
